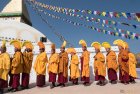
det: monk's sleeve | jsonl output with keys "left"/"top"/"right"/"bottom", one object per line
{"left": 118, "top": 54, "right": 122, "bottom": 66}
{"left": 129, "top": 53, "right": 137, "bottom": 64}
{"left": 38, "top": 53, "right": 48, "bottom": 74}
{"left": 4, "top": 54, "right": 10, "bottom": 70}
{"left": 29, "top": 53, "right": 33, "bottom": 61}
{"left": 0, "top": 55, "right": 3, "bottom": 69}
{"left": 12, "top": 53, "right": 21, "bottom": 67}
{"left": 98, "top": 53, "right": 105, "bottom": 63}
{"left": 27, "top": 52, "right": 33, "bottom": 69}
{"left": 83, "top": 52, "right": 90, "bottom": 66}
{"left": 63, "top": 53, "right": 69, "bottom": 66}
{"left": 71, "top": 55, "right": 79, "bottom": 65}
{"left": 110, "top": 52, "right": 116, "bottom": 61}
{"left": 40, "top": 53, "right": 48, "bottom": 64}
{"left": 49, "top": 54, "right": 59, "bottom": 64}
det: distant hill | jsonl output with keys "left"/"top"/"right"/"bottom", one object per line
{"left": 135, "top": 53, "right": 140, "bottom": 68}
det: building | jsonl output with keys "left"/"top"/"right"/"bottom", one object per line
{"left": 0, "top": 0, "right": 32, "bottom": 26}
{"left": 0, "top": 0, "right": 121, "bottom": 82}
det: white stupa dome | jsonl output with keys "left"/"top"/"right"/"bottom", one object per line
{"left": 0, "top": 20, "right": 45, "bottom": 42}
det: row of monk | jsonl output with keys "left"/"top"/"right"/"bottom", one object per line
{"left": 0, "top": 39, "right": 137, "bottom": 93}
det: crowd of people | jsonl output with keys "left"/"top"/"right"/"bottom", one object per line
{"left": 0, "top": 39, "right": 138, "bottom": 93}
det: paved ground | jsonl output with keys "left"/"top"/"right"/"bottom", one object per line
{"left": 4, "top": 79, "right": 140, "bottom": 94}
{"left": 4, "top": 62, "right": 140, "bottom": 94}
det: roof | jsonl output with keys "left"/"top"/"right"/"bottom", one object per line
{"left": 0, "top": 0, "right": 32, "bottom": 26}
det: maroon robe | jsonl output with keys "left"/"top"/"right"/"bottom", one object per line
{"left": 119, "top": 68, "right": 123, "bottom": 81}
{"left": 58, "top": 73, "right": 68, "bottom": 84}
{"left": 0, "top": 78, "right": 8, "bottom": 89}
{"left": 37, "top": 75, "right": 45, "bottom": 87}
{"left": 11, "top": 74, "right": 20, "bottom": 89}
{"left": 122, "top": 72, "right": 129, "bottom": 82}
{"left": 9, "top": 73, "right": 13, "bottom": 87}
{"left": 49, "top": 72, "right": 57, "bottom": 82}
{"left": 95, "top": 70, "right": 99, "bottom": 81}
{"left": 21, "top": 73, "right": 30, "bottom": 87}
{"left": 108, "top": 68, "right": 117, "bottom": 81}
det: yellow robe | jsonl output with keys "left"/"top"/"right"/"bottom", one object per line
{"left": 48, "top": 53, "right": 59, "bottom": 74}
{"left": 81, "top": 50, "right": 90, "bottom": 77}
{"left": 23, "top": 52, "right": 33, "bottom": 74}
{"left": 70, "top": 54, "right": 80, "bottom": 79}
{"left": 58, "top": 52, "right": 68, "bottom": 77}
{"left": 106, "top": 50, "right": 118, "bottom": 71}
{"left": 11, "top": 52, "right": 23, "bottom": 74}
{"left": 0, "top": 52, "right": 10, "bottom": 80}
{"left": 121, "top": 50, "right": 129, "bottom": 75}
{"left": 128, "top": 53, "right": 137, "bottom": 78}
{"left": 34, "top": 52, "right": 48, "bottom": 75}
{"left": 118, "top": 52, "right": 122, "bottom": 68}
{"left": 94, "top": 52, "right": 106, "bottom": 77}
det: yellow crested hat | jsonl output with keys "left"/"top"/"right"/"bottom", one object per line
{"left": 102, "top": 42, "right": 111, "bottom": 49}
{"left": 1, "top": 40, "right": 6, "bottom": 48}
{"left": 22, "top": 41, "right": 34, "bottom": 49}
{"left": 61, "top": 40, "right": 67, "bottom": 48}
{"left": 79, "top": 39, "right": 87, "bottom": 47}
{"left": 10, "top": 40, "right": 22, "bottom": 49}
{"left": 113, "top": 39, "right": 124, "bottom": 47}
{"left": 66, "top": 48, "right": 76, "bottom": 54}
{"left": 37, "top": 41, "right": 45, "bottom": 49}
{"left": 91, "top": 42, "right": 101, "bottom": 49}
{"left": 123, "top": 41, "right": 129, "bottom": 49}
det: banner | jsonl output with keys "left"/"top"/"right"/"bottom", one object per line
{"left": 28, "top": 0, "right": 140, "bottom": 24}
{"left": 30, "top": 4, "right": 140, "bottom": 40}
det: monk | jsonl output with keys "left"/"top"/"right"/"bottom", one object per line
{"left": 114, "top": 39, "right": 129, "bottom": 85}
{"left": 124, "top": 42, "right": 137, "bottom": 84}
{"left": 91, "top": 42, "right": 106, "bottom": 86}
{"left": 48, "top": 44, "right": 59, "bottom": 89}
{"left": 113, "top": 39, "right": 124, "bottom": 83}
{"left": 9, "top": 40, "right": 23, "bottom": 92}
{"left": 21, "top": 41, "right": 33, "bottom": 89}
{"left": 34, "top": 42, "right": 48, "bottom": 87}
{"left": 0, "top": 40, "right": 10, "bottom": 93}
{"left": 102, "top": 42, "right": 118, "bottom": 84}
{"left": 79, "top": 40, "right": 90, "bottom": 86}
{"left": 57, "top": 41, "right": 69, "bottom": 87}
{"left": 67, "top": 48, "right": 80, "bottom": 85}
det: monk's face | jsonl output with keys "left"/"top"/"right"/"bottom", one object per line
{"left": 106, "top": 48, "right": 110, "bottom": 52}
{"left": 82, "top": 46, "right": 87, "bottom": 51}
{"left": 51, "top": 49, "right": 55, "bottom": 54}
{"left": 95, "top": 48, "right": 100, "bottom": 53}
{"left": 0, "top": 47, "right": 6, "bottom": 53}
{"left": 15, "top": 48, "right": 20, "bottom": 52}
{"left": 39, "top": 48, "right": 45, "bottom": 53}
{"left": 26, "top": 48, "right": 32, "bottom": 52}
{"left": 60, "top": 47, "right": 65, "bottom": 53}
{"left": 118, "top": 46, "right": 123, "bottom": 52}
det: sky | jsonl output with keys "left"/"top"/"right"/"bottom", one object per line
{"left": 0, "top": 0, "right": 140, "bottom": 53}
